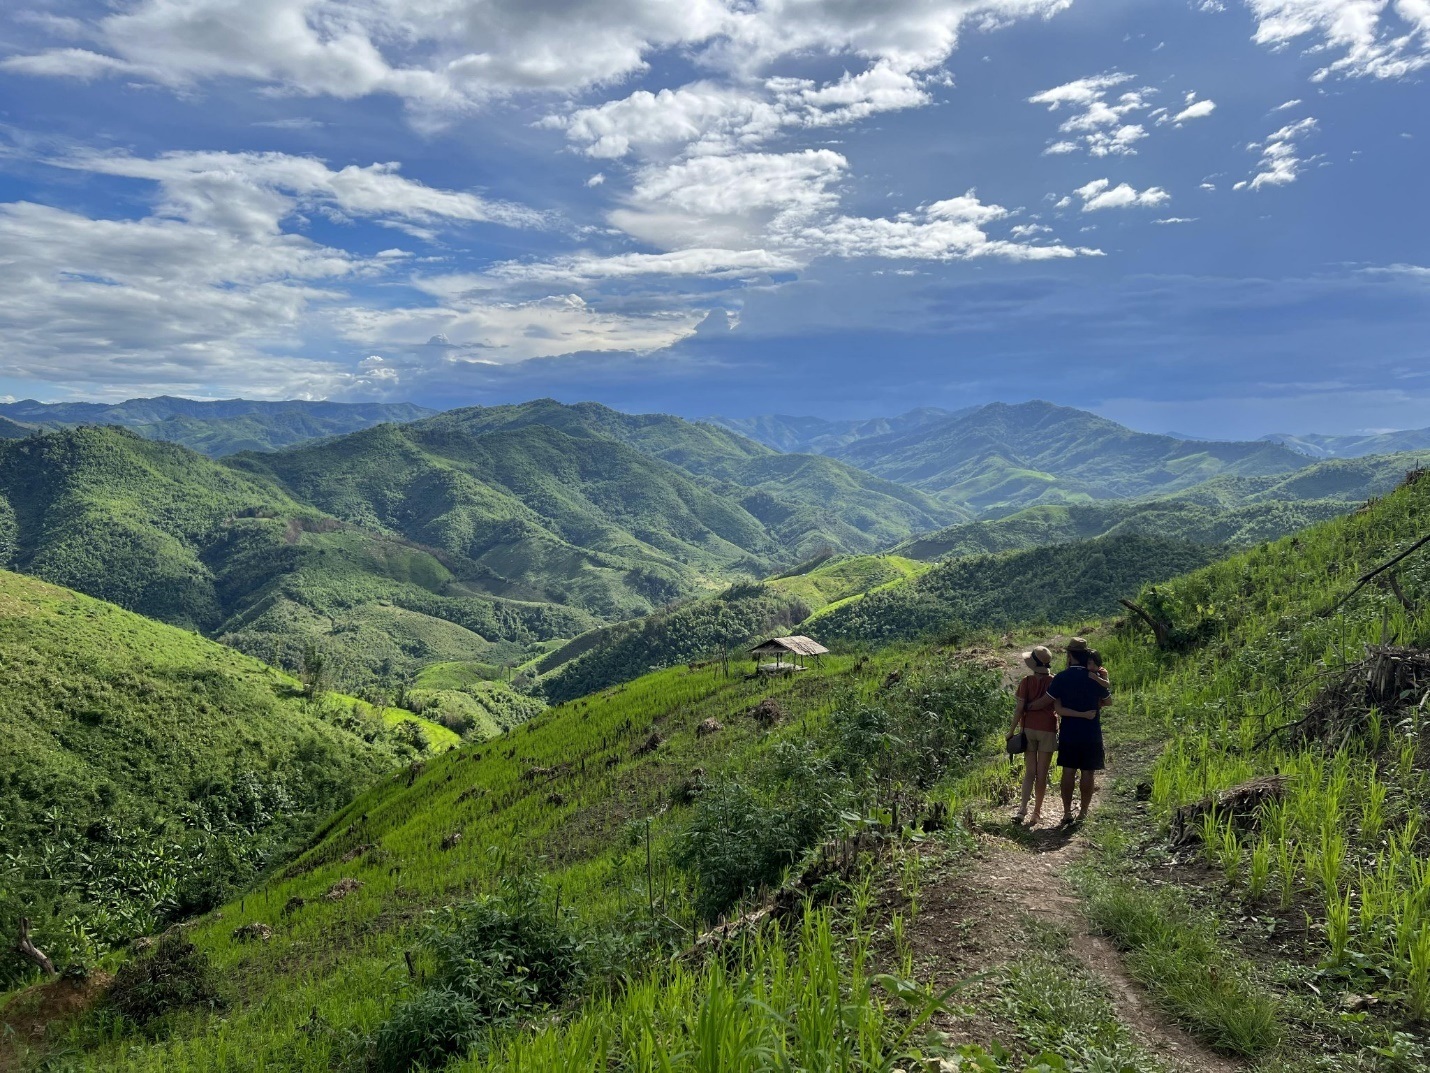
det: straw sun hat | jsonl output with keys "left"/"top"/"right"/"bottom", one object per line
{"left": 1066, "top": 636, "right": 1090, "bottom": 654}
{"left": 1022, "top": 645, "right": 1053, "bottom": 673}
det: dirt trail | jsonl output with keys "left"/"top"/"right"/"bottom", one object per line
{"left": 905, "top": 641, "right": 1241, "bottom": 1072}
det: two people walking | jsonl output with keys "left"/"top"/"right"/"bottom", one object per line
{"left": 1009, "top": 637, "right": 1109, "bottom": 827}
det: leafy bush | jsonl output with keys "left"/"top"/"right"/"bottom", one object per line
{"left": 108, "top": 935, "right": 223, "bottom": 1026}
{"left": 673, "top": 742, "right": 849, "bottom": 922}
{"left": 832, "top": 663, "right": 1010, "bottom": 791}
{"left": 372, "top": 875, "right": 590, "bottom": 1072}
{"left": 373, "top": 988, "right": 486, "bottom": 1073}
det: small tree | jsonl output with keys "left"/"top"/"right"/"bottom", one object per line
{"left": 299, "top": 640, "right": 332, "bottom": 701}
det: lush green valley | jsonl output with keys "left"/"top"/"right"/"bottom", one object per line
{"left": 0, "top": 569, "right": 457, "bottom": 990}
{"left": 4, "top": 467, "right": 1429, "bottom": 1072}
{"left": 0, "top": 407, "right": 961, "bottom": 694}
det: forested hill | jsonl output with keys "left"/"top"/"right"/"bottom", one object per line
{"left": 0, "top": 412, "right": 958, "bottom": 687}
{"left": 0, "top": 396, "right": 435, "bottom": 456}
{"left": 716, "top": 401, "right": 1318, "bottom": 516}
{"left": 892, "top": 450, "right": 1430, "bottom": 561}
{"left": 705, "top": 406, "right": 963, "bottom": 454}
{"left": 0, "top": 568, "right": 456, "bottom": 987}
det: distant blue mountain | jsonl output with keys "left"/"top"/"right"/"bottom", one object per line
{"left": 0, "top": 396, "right": 437, "bottom": 455}
{"left": 1261, "top": 427, "right": 1430, "bottom": 459}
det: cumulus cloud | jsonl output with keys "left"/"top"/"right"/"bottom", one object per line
{"left": 1072, "top": 178, "right": 1172, "bottom": 211}
{"left": 1, "top": 0, "right": 1073, "bottom": 111}
{"left": 1235, "top": 116, "right": 1319, "bottom": 189}
{"left": 0, "top": 1, "right": 1106, "bottom": 395}
{"left": 1243, "top": 0, "right": 1430, "bottom": 80}
{"left": 1029, "top": 71, "right": 1215, "bottom": 155}
{"left": 1163, "top": 95, "right": 1217, "bottom": 124}
{"left": 0, "top": 149, "right": 544, "bottom": 397}
{"left": 791, "top": 192, "right": 1092, "bottom": 261}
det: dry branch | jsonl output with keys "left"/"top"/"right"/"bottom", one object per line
{"left": 16, "top": 917, "right": 56, "bottom": 975}
{"left": 1331, "top": 532, "right": 1430, "bottom": 613}
{"left": 1118, "top": 598, "right": 1169, "bottom": 648}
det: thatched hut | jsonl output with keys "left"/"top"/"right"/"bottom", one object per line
{"left": 749, "top": 635, "right": 828, "bottom": 674}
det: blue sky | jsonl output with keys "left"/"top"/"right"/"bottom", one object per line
{"left": 0, "top": 0, "right": 1426, "bottom": 438}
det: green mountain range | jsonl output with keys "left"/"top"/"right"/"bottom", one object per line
{"left": 0, "top": 396, "right": 435, "bottom": 456}
{"left": 0, "top": 403, "right": 962, "bottom": 687}
{"left": 715, "top": 401, "right": 1327, "bottom": 516}
{"left": 705, "top": 407, "right": 962, "bottom": 454}
{"left": 893, "top": 451, "right": 1430, "bottom": 561}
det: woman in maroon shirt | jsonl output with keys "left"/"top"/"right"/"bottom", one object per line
{"left": 1010, "top": 645, "right": 1057, "bottom": 826}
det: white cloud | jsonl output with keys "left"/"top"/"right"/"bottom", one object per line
{"left": 1029, "top": 73, "right": 1152, "bottom": 155}
{"left": 0, "top": 149, "right": 545, "bottom": 397}
{"left": 1, "top": 0, "right": 1075, "bottom": 111}
{"left": 1168, "top": 97, "right": 1217, "bottom": 123}
{"left": 1238, "top": 116, "right": 1319, "bottom": 189}
{"left": 1153, "top": 216, "right": 1198, "bottom": 223}
{"left": 340, "top": 294, "right": 708, "bottom": 363}
{"left": 1072, "top": 178, "right": 1172, "bottom": 211}
{"left": 1273, "top": 97, "right": 1303, "bottom": 110}
{"left": 789, "top": 192, "right": 1092, "bottom": 261}
{"left": 1031, "top": 71, "right": 1218, "bottom": 152}
{"left": 1244, "top": 1, "right": 1430, "bottom": 80}
{"left": 56, "top": 149, "right": 545, "bottom": 233}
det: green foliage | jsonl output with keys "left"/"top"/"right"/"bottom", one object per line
{"left": 674, "top": 742, "right": 849, "bottom": 921}
{"left": 374, "top": 875, "right": 590, "bottom": 1071}
{"left": 107, "top": 936, "right": 224, "bottom": 1027}
{"left": 815, "top": 534, "right": 1223, "bottom": 644}
{"left": 0, "top": 570, "right": 435, "bottom": 987}
{"left": 1094, "top": 468, "right": 1430, "bottom": 1039}
{"left": 1082, "top": 878, "right": 1281, "bottom": 1056}
{"left": 832, "top": 663, "right": 1009, "bottom": 792}
{"left": 897, "top": 495, "right": 1360, "bottom": 563}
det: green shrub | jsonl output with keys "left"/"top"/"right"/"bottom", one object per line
{"left": 372, "top": 875, "right": 590, "bottom": 1072}
{"left": 674, "top": 742, "right": 849, "bottom": 921}
{"left": 832, "top": 663, "right": 1009, "bottom": 791}
{"left": 372, "top": 988, "right": 486, "bottom": 1073}
{"left": 107, "top": 935, "right": 223, "bottom": 1026}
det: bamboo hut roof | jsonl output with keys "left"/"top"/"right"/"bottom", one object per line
{"left": 749, "top": 635, "right": 829, "bottom": 657}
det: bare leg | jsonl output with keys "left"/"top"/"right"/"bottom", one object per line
{"left": 1017, "top": 752, "right": 1035, "bottom": 818}
{"left": 1059, "top": 766, "right": 1076, "bottom": 820}
{"left": 1079, "top": 770, "right": 1096, "bottom": 816}
{"left": 1030, "top": 750, "right": 1052, "bottom": 825}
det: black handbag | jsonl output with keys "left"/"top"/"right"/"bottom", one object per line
{"left": 1006, "top": 730, "right": 1027, "bottom": 756}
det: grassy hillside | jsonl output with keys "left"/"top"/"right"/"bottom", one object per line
{"left": 1060, "top": 469, "right": 1430, "bottom": 1067}
{"left": 828, "top": 401, "right": 1311, "bottom": 514}
{"left": 0, "top": 427, "right": 589, "bottom": 684}
{"left": 812, "top": 534, "right": 1224, "bottom": 644}
{"left": 6, "top": 471, "right": 1430, "bottom": 1071}
{"left": 4, "top": 642, "right": 990, "bottom": 1069}
{"left": 0, "top": 569, "right": 455, "bottom": 988}
{"left": 0, "top": 396, "right": 435, "bottom": 456}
